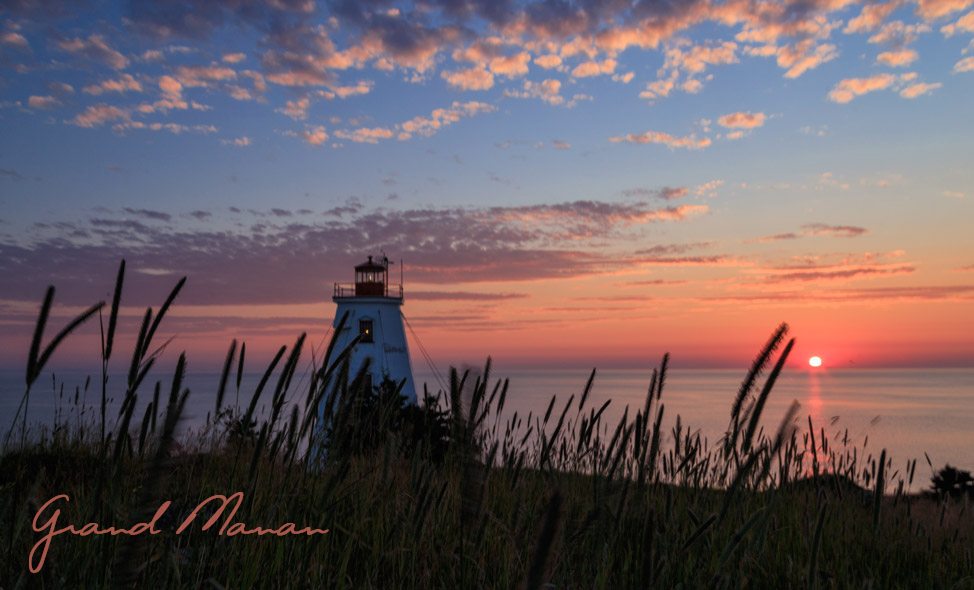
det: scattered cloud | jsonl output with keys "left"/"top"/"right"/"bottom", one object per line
{"left": 409, "top": 291, "right": 527, "bottom": 302}
{"left": 695, "top": 180, "right": 724, "bottom": 196}
{"left": 534, "top": 54, "right": 562, "bottom": 69}
{"left": 335, "top": 127, "right": 395, "bottom": 144}
{"left": 754, "top": 223, "right": 868, "bottom": 242}
{"left": 941, "top": 11, "right": 974, "bottom": 36}
{"left": 0, "top": 199, "right": 711, "bottom": 305}
{"left": 828, "top": 73, "right": 897, "bottom": 103}
{"left": 0, "top": 0, "right": 966, "bottom": 154}
{"left": 122, "top": 207, "right": 171, "bottom": 222}
{"left": 609, "top": 129, "right": 711, "bottom": 150}
{"left": 775, "top": 41, "right": 839, "bottom": 79}
{"left": 799, "top": 124, "right": 829, "bottom": 137}
{"left": 571, "top": 58, "right": 617, "bottom": 78}
{"left": 899, "top": 81, "right": 942, "bottom": 98}
{"left": 800, "top": 223, "right": 869, "bottom": 238}
{"left": 221, "top": 136, "right": 251, "bottom": 147}
{"left": 915, "top": 0, "right": 974, "bottom": 21}
{"left": 1, "top": 30, "right": 29, "bottom": 49}
{"left": 442, "top": 66, "right": 494, "bottom": 90}
{"left": 398, "top": 101, "right": 495, "bottom": 140}
{"left": 877, "top": 49, "right": 919, "bottom": 66}
{"left": 302, "top": 125, "right": 328, "bottom": 146}
{"left": 504, "top": 79, "right": 563, "bottom": 105}
{"left": 762, "top": 264, "right": 915, "bottom": 283}
{"left": 705, "top": 285, "right": 974, "bottom": 305}
{"left": 28, "top": 95, "right": 60, "bottom": 109}
{"left": 57, "top": 34, "right": 128, "bottom": 69}
{"left": 83, "top": 74, "right": 143, "bottom": 95}
{"left": 953, "top": 56, "right": 974, "bottom": 72}
{"left": 621, "top": 186, "right": 689, "bottom": 200}
{"left": 845, "top": 2, "right": 901, "bottom": 34}
{"left": 717, "top": 111, "right": 766, "bottom": 129}
{"left": 868, "top": 21, "right": 930, "bottom": 47}
{"left": 222, "top": 52, "right": 246, "bottom": 64}
{"left": 70, "top": 103, "right": 130, "bottom": 127}
{"left": 278, "top": 97, "right": 311, "bottom": 120}
{"left": 827, "top": 72, "right": 939, "bottom": 103}
{"left": 640, "top": 40, "right": 737, "bottom": 101}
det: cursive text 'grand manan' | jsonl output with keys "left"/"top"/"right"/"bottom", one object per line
{"left": 29, "top": 492, "right": 328, "bottom": 573}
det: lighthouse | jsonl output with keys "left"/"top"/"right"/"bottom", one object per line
{"left": 325, "top": 255, "right": 417, "bottom": 404}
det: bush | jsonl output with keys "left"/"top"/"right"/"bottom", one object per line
{"left": 931, "top": 464, "right": 974, "bottom": 498}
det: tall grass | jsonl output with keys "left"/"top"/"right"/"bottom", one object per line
{"left": 1, "top": 262, "right": 971, "bottom": 588}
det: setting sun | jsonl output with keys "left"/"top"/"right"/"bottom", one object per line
{"left": 808, "top": 356, "right": 823, "bottom": 368}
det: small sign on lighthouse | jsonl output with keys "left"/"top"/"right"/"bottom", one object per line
{"left": 324, "top": 255, "right": 417, "bottom": 404}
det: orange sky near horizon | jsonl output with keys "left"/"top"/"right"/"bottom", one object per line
{"left": 2, "top": 252, "right": 971, "bottom": 375}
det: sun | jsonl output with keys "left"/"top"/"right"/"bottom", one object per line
{"left": 808, "top": 356, "right": 823, "bottom": 368}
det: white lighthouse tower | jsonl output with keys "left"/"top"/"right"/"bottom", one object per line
{"left": 325, "top": 255, "right": 417, "bottom": 404}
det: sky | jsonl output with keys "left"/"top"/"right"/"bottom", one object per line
{"left": 1, "top": 0, "right": 973, "bottom": 373}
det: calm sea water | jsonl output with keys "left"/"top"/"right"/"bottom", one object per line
{"left": 2, "top": 368, "right": 972, "bottom": 470}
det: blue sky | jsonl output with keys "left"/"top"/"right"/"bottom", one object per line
{"left": 1, "top": 0, "right": 973, "bottom": 369}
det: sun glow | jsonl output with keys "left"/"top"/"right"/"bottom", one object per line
{"left": 808, "top": 356, "right": 823, "bottom": 368}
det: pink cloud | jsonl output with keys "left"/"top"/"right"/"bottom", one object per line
{"left": 504, "top": 79, "right": 563, "bottom": 105}
{"left": 877, "top": 48, "right": 919, "bottom": 66}
{"left": 28, "top": 95, "right": 60, "bottom": 109}
{"left": 641, "top": 40, "right": 737, "bottom": 99}
{"left": 717, "top": 111, "right": 766, "bottom": 129}
{"left": 801, "top": 223, "right": 869, "bottom": 238}
{"left": 329, "top": 80, "right": 373, "bottom": 98}
{"left": 915, "top": 0, "right": 974, "bottom": 20}
{"left": 868, "top": 21, "right": 930, "bottom": 46}
{"left": 1, "top": 31, "right": 29, "bottom": 49}
{"left": 334, "top": 127, "right": 395, "bottom": 144}
{"left": 941, "top": 10, "right": 974, "bottom": 35}
{"left": 174, "top": 64, "right": 237, "bottom": 88}
{"left": 441, "top": 66, "right": 495, "bottom": 90}
{"left": 533, "top": 54, "right": 562, "bottom": 69}
{"left": 845, "top": 2, "right": 902, "bottom": 33}
{"left": 57, "top": 34, "right": 128, "bottom": 69}
{"left": 398, "top": 101, "right": 495, "bottom": 139}
{"left": 302, "top": 125, "right": 328, "bottom": 146}
{"left": 278, "top": 97, "right": 310, "bottom": 120}
{"left": 776, "top": 41, "right": 838, "bottom": 78}
{"left": 571, "top": 58, "right": 617, "bottom": 78}
{"left": 899, "top": 81, "right": 942, "bottom": 98}
{"left": 827, "top": 73, "right": 897, "bottom": 103}
{"left": 609, "top": 130, "right": 711, "bottom": 150}
{"left": 83, "top": 74, "right": 143, "bottom": 95}
{"left": 487, "top": 52, "right": 531, "bottom": 77}
{"left": 954, "top": 56, "right": 974, "bottom": 72}
{"left": 158, "top": 75, "right": 183, "bottom": 98}
{"left": 0, "top": 198, "right": 712, "bottom": 305}
{"left": 69, "top": 103, "right": 130, "bottom": 127}
{"left": 763, "top": 264, "right": 915, "bottom": 283}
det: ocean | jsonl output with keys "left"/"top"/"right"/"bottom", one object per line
{"left": 2, "top": 367, "right": 972, "bottom": 472}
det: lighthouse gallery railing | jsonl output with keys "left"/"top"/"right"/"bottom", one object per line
{"left": 333, "top": 283, "right": 404, "bottom": 299}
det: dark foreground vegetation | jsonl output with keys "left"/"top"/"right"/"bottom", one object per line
{"left": 2, "top": 262, "right": 972, "bottom": 588}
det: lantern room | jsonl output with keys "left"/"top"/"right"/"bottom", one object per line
{"left": 334, "top": 255, "right": 403, "bottom": 299}
{"left": 354, "top": 255, "right": 388, "bottom": 296}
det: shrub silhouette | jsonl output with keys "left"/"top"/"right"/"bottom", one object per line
{"left": 930, "top": 464, "right": 974, "bottom": 498}
{"left": 323, "top": 375, "right": 452, "bottom": 461}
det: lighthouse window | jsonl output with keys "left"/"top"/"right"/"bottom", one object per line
{"left": 359, "top": 319, "right": 374, "bottom": 343}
